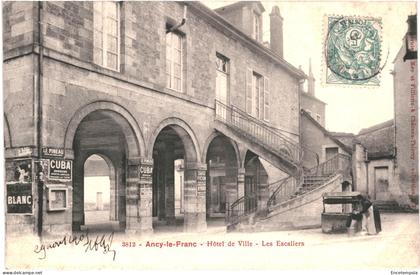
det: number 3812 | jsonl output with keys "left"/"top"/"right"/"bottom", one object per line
{"left": 122, "top": 241, "right": 136, "bottom": 247}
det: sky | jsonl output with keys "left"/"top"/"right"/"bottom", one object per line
{"left": 204, "top": 0, "right": 417, "bottom": 134}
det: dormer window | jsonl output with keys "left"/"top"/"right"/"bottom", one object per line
{"left": 253, "top": 12, "right": 262, "bottom": 42}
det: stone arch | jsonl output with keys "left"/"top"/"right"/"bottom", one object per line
{"left": 244, "top": 150, "right": 269, "bottom": 211}
{"left": 147, "top": 117, "right": 200, "bottom": 162}
{"left": 204, "top": 132, "right": 241, "bottom": 218}
{"left": 202, "top": 132, "right": 241, "bottom": 168}
{"left": 3, "top": 114, "right": 12, "bottom": 148}
{"left": 64, "top": 101, "right": 145, "bottom": 159}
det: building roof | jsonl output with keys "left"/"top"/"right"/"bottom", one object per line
{"left": 301, "top": 109, "right": 352, "bottom": 154}
{"left": 358, "top": 119, "right": 394, "bottom": 135}
{"left": 214, "top": 1, "right": 265, "bottom": 14}
{"left": 301, "top": 91, "right": 327, "bottom": 105}
{"left": 330, "top": 132, "right": 356, "bottom": 149}
{"left": 330, "top": 132, "right": 355, "bottom": 137}
{"left": 357, "top": 119, "right": 395, "bottom": 159}
{"left": 186, "top": 2, "right": 306, "bottom": 79}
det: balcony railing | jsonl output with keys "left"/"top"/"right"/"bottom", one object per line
{"left": 215, "top": 100, "right": 300, "bottom": 164}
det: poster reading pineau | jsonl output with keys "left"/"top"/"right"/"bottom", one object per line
{"left": 1, "top": 1, "right": 418, "bottom": 274}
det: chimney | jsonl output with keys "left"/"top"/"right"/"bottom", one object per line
{"left": 270, "top": 6, "right": 283, "bottom": 58}
{"left": 308, "top": 59, "right": 315, "bottom": 96}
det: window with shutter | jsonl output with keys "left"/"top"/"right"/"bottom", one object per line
{"left": 263, "top": 77, "right": 270, "bottom": 121}
{"left": 252, "top": 72, "right": 263, "bottom": 118}
{"left": 246, "top": 68, "right": 253, "bottom": 114}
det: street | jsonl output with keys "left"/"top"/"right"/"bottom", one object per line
{"left": 5, "top": 213, "right": 419, "bottom": 270}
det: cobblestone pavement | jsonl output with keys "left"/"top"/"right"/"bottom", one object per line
{"left": 4, "top": 213, "right": 419, "bottom": 270}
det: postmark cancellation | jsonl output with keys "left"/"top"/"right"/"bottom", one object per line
{"left": 323, "top": 15, "right": 383, "bottom": 86}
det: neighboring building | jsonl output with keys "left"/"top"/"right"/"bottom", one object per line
{"left": 299, "top": 61, "right": 342, "bottom": 169}
{"left": 3, "top": 1, "right": 306, "bottom": 236}
{"left": 392, "top": 14, "right": 418, "bottom": 209}
{"left": 300, "top": 110, "right": 352, "bottom": 169}
{"left": 357, "top": 120, "right": 398, "bottom": 202}
{"left": 349, "top": 14, "right": 419, "bottom": 210}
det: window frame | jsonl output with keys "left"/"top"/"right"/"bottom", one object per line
{"left": 215, "top": 53, "right": 230, "bottom": 104}
{"left": 325, "top": 146, "right": 339, "bottom": 160}
{"left": 246, "top": 69, "right": 269, "bottom": 121}
{"left": 166, "top": 31, "right": 184, "bottom": 92}
{"left": 252, "top": 11, "right": 262, "bottom": 42}
{"left": 93, "top": 1, "right": 121, "bottom": 72}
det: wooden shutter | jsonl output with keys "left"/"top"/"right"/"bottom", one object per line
{"left": 258, "top": 76, "right": 264, "bottom": 119}
{"left": 263, "top": 77, "right": 270, "bottom": 121}
{"left": 246, "top": 68, "right": 253, "bottom": 114}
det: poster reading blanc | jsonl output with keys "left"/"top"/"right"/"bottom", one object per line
{"left": 5, "top": 159, "right": 33, "bottom": 214}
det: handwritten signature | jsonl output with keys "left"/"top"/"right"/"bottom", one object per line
{"left": 34, "top": 231, "right": 117, "bottom": 261}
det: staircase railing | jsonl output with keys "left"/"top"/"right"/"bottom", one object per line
{"left": 226, "top": 195, "right": 257, "bottom": 225}
{"left": 267, "top": 154, "right": 351, "bottom": 209}
{"left": 266, "top": 176, "right": 297, "bottom": 208}
{"left": 215, "top": 100, "right": 301, "bottom": 164}
{"left": 304, "top": 153, "right": 351, "bottom": 177}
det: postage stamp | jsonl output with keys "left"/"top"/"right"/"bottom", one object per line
{"left": 324, "top": 16, "right": 383, "bottom": 86}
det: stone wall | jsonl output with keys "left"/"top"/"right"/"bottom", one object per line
{"left": 3, "top": 55, "right": 36, "bottom": 148}
{"left": 3, "top": 1, "right": 37, "bottom": 58}
{"left": 253, "top": 174, "right": 345, "bottom": 231}
{"left": 3, "top": 1, "right": 303, "bottom": 235}
{"left": 300, "top": 114, "right": 350, "bottom": 168}
{"left": 393, "top": 44, "right": 419, "bottom": 207}
{"left": 32, "top": 1, "right": 300, "bottom": 139}
{"left": 301, "top": 92, "right": 326, "bottom": 127}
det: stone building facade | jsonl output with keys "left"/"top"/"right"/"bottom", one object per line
{"left": 392, "top": 16, "right": 418, "bottom": 208}
{"left": 300, "top": 110, "right": 351, "bottom": 169}
{"left": 356, "top": 120, "right": 398, "bottom": 202}
{"left": 3, "top": 1, "right": 306, "bottom": 236}
{"left": 337, "top": 15, "right": 418, "bottom": 209}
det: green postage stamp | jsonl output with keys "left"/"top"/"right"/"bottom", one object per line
{"left": 325, "top": 16, "right": 383, "bottom": 86}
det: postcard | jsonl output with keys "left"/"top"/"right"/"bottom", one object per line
{"left": 1, "top": 0, "right": 418, "bottom": 273}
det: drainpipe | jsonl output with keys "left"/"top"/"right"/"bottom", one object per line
{"left": 166, "top": 5, "right": 187, "bottom": 33}
{"left": 36, "top": 1, "right": 44, "bottom": 237}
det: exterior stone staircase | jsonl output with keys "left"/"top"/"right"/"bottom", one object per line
{"left": 214, "top": 100, "right": 302, "bottom": 177}
{"left": 227, "top": 154, "right": 352, "bottom": 232}
{"left": 293, "top": 175, "right": 331, "bottom": 196}
{"left": 213, "top": 99, "right": 353, "bottom": 232}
